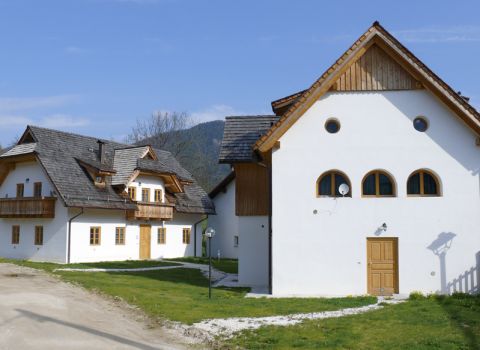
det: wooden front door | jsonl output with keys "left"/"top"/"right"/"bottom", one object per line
{"left": 139, "top": 225, "right": 151, "bottom": 260}
{"left": 367, "top": 237, "right": 398, "bottom": 295}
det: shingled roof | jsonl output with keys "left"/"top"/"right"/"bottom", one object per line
{"left": 218, "top": 115, "right": 280, "bottom": 163}
{"left": 1, "top": 126, "right": 214, "bottom": 214}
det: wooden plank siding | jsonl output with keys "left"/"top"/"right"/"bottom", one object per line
{"left": 234, "top": 163, "right": 270, "bottom": 216}
{"left": 331, "top": 44, "right": 421, "bottom": 91}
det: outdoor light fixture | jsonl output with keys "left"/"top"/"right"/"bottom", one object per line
{"left": 381, "top": 223, "right": 387, "bottom": 231}
{"left": 25, "top": 178, "right": 30, "bottom": 183}
{"left": 204, "top": 227, "right": 216, "bottom": 299}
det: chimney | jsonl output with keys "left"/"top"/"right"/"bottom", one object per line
{"left": 97, "top": 140, "right": 106, "bottom": 164}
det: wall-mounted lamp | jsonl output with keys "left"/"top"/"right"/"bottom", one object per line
{"left": 380, "top": 223, "right": 387, "bottom": 232}
{"left": 25, "top": 178, "right": 30, "bottom": 183}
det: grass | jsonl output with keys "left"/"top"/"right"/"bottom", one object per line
{"left": 229, "top": 294, "right": 480, "bottom": 350}
{"left": 0, "top": 258, "right": 374, "bottom": 324}
{"left": 167, "top": 257, "right": 238, "bottom": 274}
{"left": 0, "top": 258, "right": 179, "bottom": 272}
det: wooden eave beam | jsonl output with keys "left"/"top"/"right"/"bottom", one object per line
{"left": 133, "top": 170, "right": 184, "bottom": 193}
{"left": 256, "top": 32, "right": 377, "bottom": 153}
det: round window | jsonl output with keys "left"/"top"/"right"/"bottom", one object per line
{"left": 413, "top": 117, "right": 428, "bottom": 132}
{"left": 325, "top": 119, "right": 340, "bottom": 134}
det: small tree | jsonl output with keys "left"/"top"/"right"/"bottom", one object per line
{"left": 126, "top": 111, "right": 193, "bottom": 160}
{"left": 126, "top": 112, "right": 198, "bottom": 163}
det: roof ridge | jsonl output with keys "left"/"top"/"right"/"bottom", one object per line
{"left": 28, "top": 125, "right": 129, "bottom": 147}
{"left": 114, "top": 145, "right": 150, "bottom": 151}
{"left": 225, "top": 115, "right": 277, "bottom": 119}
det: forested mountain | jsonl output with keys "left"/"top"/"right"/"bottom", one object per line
{"left": 138, "top": 120, "right": 231, "bottom": 192}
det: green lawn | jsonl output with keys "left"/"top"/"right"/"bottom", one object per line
{"left": 0, "top": 258, "right": 374, "bottom": 324}
{"left": 0, "top": 258, "right": 179, "bottom": 272}
{"left": 229, "top": 294, "right": 480, "bottom": 350}
{"left": 167, "top": 257, "right": 238, "bottom": 274}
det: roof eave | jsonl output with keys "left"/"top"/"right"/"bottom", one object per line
{"left": 254, "top": 22, "right": 480, "bottom": 153}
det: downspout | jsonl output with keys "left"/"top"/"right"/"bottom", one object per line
{"left": 194, "top": 215, "right": 208, "bottom": 257}
{"left": 67, "top": 208, "right": 84, "bottom": 264}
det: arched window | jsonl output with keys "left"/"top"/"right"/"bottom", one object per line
{"left": 407, "top": 170, "right": 440, "bottom": 196}
{"left": 317, "top": 170, "right": 351, "bottom": 197}
{"left": 362, "top": 170, "right": 396, "bottom": 197}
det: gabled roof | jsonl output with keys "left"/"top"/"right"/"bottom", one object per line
{"left": 219, "top": 115, "right": 280, "bottom": 163}
{"left": 209, "top": 171, "right": 235, "bottom": 199}
{"left": 1, "top": 126, "right": 214, "bottom": 214}
{"left": 271, "top": 90, "right": 306, "bottom": 116}
{"left": 255, "top": 21, "right": 480, "bottom": 152}
{"left": 0, "top": 143, "right": 37, "bottom": 158}
{"left": 112, "top": 146, "right": 152, "bottom": 186}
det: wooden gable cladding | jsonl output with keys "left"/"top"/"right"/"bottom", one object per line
{"left": 234, "top": 162, "right": 269, "bottom": 216}
{"left": 331, "top": 44, "right": 422, "bottom": 91}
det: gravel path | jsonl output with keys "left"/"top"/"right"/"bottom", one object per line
{"left": 192, "top": 299, "right": 402, "bottom": 339}
{"left": 55, "top": 261, "right": 230, "bottom": 284}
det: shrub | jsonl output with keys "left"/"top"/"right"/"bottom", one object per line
{"left": 409, "top": 291, "right": 425, "bottom": 300}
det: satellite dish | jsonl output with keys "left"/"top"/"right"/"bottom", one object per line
{"left": 338, "top": 183, "right": 350, "bottom": 196}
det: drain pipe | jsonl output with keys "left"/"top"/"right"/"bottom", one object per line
{"left": 193, "top": 215, "right": 208, "bottom": 257}
{"left": 67, "top": 208, "right": 84, "bottom": 264}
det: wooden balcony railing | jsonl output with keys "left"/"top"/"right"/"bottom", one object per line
{"left": 126, "top": 202, "right": 174, "bottom": 221}
{"left": 0, "top": 197, "right": 56, "bottom": 218}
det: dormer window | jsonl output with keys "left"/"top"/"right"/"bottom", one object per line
{"left": 142, "top": 188, "right": 150, "bottom": 203}
{"left": 128, "top": 187, "right": 136, "bottom": 201}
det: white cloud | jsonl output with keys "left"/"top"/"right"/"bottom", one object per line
{"left": 191, "top": 104, "right": 245, "bottom": 123}
{"left": 0, "top": 114, "right": 90, "bottom": 129}
{"left": 0, "top": 95, "right": 80, "bottom": 112}
{"left": 393, "top": 26, "right": 480, "bottom": 43}
{"left": 0, "top": 115, "right": 32, "bottom": 126}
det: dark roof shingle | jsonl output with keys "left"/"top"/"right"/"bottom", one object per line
{"left": 219, "top": 115, "right": 280, "bottom": 163}
{"left": 4, "top": 126, "right": 214, "bottom": 214}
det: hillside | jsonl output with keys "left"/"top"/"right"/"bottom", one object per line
{"left": 138, "top": 120, "right": 231, "bottom": 192}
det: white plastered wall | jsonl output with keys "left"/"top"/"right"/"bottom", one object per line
{"left": 69, "top": 209, "right": 203, "bottom": 263}
{"left": 238, "top": 216, "right": 269, "bottom": 287}
{"left": 0, "top": 162, "right": 204, "bottom": 263}
{"left": 0, "top": 161, "right": 68, "bottom": 263}
{"left": 209, "top": 179, "right": 239, "bottom": 259}
{"left": 271, "top": 90, "right": 480, "bottom": 296}
{"left": 127, "top": 174, "right": 165, "bottom": 202}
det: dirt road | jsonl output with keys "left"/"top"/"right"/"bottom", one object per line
{"left": 0, "top": 263, "right": 197, "bottom": 350}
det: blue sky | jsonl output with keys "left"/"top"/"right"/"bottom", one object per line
{"left": 0, "top": 0, "right": 479, "bottom": 145}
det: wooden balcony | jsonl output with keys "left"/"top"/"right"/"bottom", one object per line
{"left": 127, "top": 202, "right": 174, "bottom": 221}
{"left": 0, "top": 197, "right": 56, "bottom": 218}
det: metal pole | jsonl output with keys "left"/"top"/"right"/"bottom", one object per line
{"left": 208, "top": 237, "right": 212, "bottom": 299}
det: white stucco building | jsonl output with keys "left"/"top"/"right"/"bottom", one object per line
{"left": 207, "top": 172, "right": 239, "bottom": 259}
{"left": 0, "top": 126, "right": 214, "bottom": 263}
{"left": 211, "top": 22, "right": 480, "bottom": 296}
